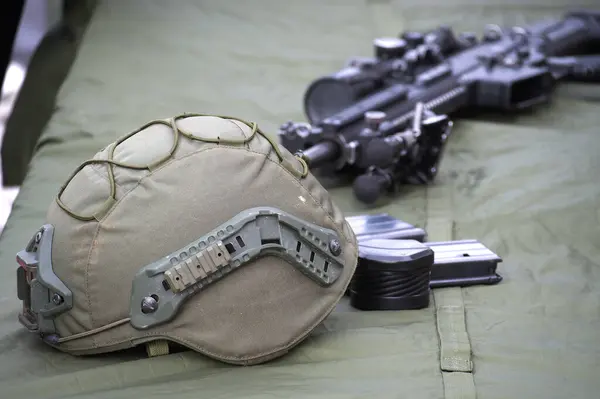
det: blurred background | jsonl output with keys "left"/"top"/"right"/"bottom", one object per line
{"left": 0, "top": 0, "right": 82, "bottom": 234}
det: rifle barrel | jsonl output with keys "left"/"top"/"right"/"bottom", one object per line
{"left": 300, "top": 141, "right": 341, "bottom": 169}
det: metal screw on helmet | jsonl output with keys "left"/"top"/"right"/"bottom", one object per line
{"left": 51, "top": 293, "right": 64, "bottom": 305}
{"left": 141, "top": 296, "right": 159, "bottom": 314}
{"left": 329, "top": 239, "right": 342, "bottom": 256}
{"left": 35, "top": 231, "right": 43, "bottom": 244}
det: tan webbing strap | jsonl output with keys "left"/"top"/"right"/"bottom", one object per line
{"left": 442, "top": 371, "right": 477, "bottom": 399}
{"left": 435, "top": 289, "right": 473, "bottom": 373}
{"left": 426, "top": 180, "right": 477, "bottom": 399}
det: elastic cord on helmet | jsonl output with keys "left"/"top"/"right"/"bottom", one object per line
{"left": 54, "top": 317, "right": 131, "bottom": 344}
{"left": 55, "top": 113, "right": 309, "bottom": 222}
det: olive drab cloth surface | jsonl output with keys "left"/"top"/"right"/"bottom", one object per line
{"left": 1, "top": 1, "right": 599, "bottom": 398}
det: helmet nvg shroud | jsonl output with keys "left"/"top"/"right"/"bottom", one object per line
{"left": 16, "top": 114, "right": 358, "bottom": 365}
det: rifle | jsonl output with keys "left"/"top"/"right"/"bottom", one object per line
{"left": 278, "top": 10, "right": 600, "bottom": 205}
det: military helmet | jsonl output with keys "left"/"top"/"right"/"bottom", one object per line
{"left": 15, "top": 114, "right": 358, "bottom": 365}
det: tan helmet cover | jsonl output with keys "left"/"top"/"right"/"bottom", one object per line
{"left": 43, "top": 114, "right": 358, "bottom": 365}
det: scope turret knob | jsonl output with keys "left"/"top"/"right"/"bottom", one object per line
{"left": 401, "top": 31, "right": 425, "bottom": 48}
{"left": 482, "top": 24, "right": 502, "bottom": 42}
{"left": 364, "top": 111, "right": 387, "bottom": 130}
{"left": 510, "top": 26, "right": 530, "bottom": 41}
{"left": 374, "top": 37, "right": 408, "bottom": 59}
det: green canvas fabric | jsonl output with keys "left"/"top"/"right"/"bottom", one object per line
{"left": 1, "top": 1, "right": 599, "bottom": 398}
